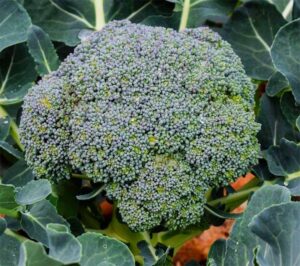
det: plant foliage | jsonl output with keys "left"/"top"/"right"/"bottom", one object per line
{"left": 1, "top": 0, "right": 300, "bottom": 265}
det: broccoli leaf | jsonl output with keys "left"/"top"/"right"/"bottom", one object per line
{"left": 0, "top": 44, "right": 37, "bottom": 105}
{"left": 27, "top": 25, "right": 60, "bottom": 76}
{"left": 78, "top": 232, "right": 135, "bottom": 266}
{"left": 223, "top": 1, "right": 286, "bottom": 80}
{"left": 271, "top": 18, "right": 300, "bottom": 103}
{"left": 19, "top": 241, "right": 62, "bottom": 266}
{"left": 15, "top": 179, "right": 52, "bottom": 205}
{"left": 208, "top": 185, "right": 291, "bottom": 265}
{"left": 249, "top": 202, "right": 300, "bottom": 266}
{"left": 0, "top": 0, "right": 31, "bottom": 52}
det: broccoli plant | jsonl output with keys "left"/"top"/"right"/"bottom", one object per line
{"left": 1, "top": 0, "right": 300, "bottom": 265}
{"left": 20, "top": 20, "right": 260, "bottom": 234}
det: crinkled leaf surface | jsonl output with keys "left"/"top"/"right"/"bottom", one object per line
{"left": 16, "top": 179, "right": 52, "bottom": 205}
{"left": 46, "top": 223, "right": 81, "bottom": 264}
{"left": 271, "top": 18, "right": 300, "bottom": 103}
{"left": 257, "top": 94, "right": 300, "bottom": 150}
{"left": 27, "top": 25, "right": 60, "bottom": 76}
{"left": 78, "top": 232, "right": 135, "bottom": 266}
{"left": 249, "top": 202, "right": 300, "bottom": 266}
{"left": 19, "top": 241, "right": 62, "bottom": 266}
{"left": 2, "top": 160, "right": 34, "bottom": 187}
{"left": 0, "top": 0, "right": 31, "bottom": 52}
{"left": 223, "top": 1, "right": 286, "bottom": 80}
{"left": 20, "top": 200, "right": 69, "bottom": 246}
{"left": 208, "top": 185, "right": 291, "bottom": 266}
{"left": 0, "top": 44, "right": 37, "bottom": 105}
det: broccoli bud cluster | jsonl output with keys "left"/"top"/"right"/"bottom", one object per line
{"left": 20, "top": 20, "right": 260, "bottom": 231}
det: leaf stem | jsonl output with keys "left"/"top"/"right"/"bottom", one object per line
{"left": 71, "top": 173, "right": 91, "bottom": 180}
{"left": 0, "top": 106, "right": 23, "bottom": 151}
{"left": 179, "top": 0, "right": 190, "bottom": 31}
{"left": 0, "top": 207, "right": 20, "bottom": 219}
{"left": 94, "top": 0, "right": 106, "bottom": 30}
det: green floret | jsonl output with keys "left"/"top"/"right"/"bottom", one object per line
{"left": 107, "top": 155, "right": 208, "bottom": 231}
{"left": 20, "top": 20, "right": 260, "bottom": 231}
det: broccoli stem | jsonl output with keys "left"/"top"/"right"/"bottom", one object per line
{"left": 179, "top": 0, "right": 190, "bottom": 31}
{"left": 71, "top": 173, "right": 91, "bottom": 180}
{"left": 0, "top": 106, "right": 24, "bottom": 151}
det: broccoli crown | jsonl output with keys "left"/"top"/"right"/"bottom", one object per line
{"left": 20, "top": 20, "right": 260, "bottom": 231}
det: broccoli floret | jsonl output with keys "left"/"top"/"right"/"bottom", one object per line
{"left": 20, "top": 20, "right": 260, "bottom": 231}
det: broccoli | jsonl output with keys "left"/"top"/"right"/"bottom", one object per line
{"left": 20, "top": 20, "right": 260, "bottom": 231}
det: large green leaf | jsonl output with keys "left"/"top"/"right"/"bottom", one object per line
{"left": 249, "top": 202, "right": 300, "bottom": 266}
{"left": 271, "top": 18, "right": 300, "bottom": 103}
{"left": 223, "top": 1, "right": 286, "bottom": 80}
{"left": 280, "top": 91, "right": 300, "bottom": 127}
{"left": 293, "top": 0, "right": 300, "bottom": 18}
{"left": 257, "top": 94, "right": 300, "bottom": 150}
{"left": 0, "top": 0, "right": 31, "bottom": 52}
{"left": 0, "top": 44, "right": 37, "bottom": 105}
{"left": 27, "top": 25, "right": 60, "bottom": 76}
{"left": 46, "top": 223, "right": 81, "bottom": 264}
{"left": 266, "top": 138, "right": 300, "bottom": 181}
{"left": 143, "top": 0, "right": 236, "bottom": 30}
{"left": 266, "top": 71, "right": 289, "bottom": 97}
{"left": 208, "top": 185, "right": 291, "bottom": 265}
{"left": 19, "top": 241, "right": 62, "bottom": 266}
{"left": 2, "top": 160, "right": 33, "bottom": 187}
{"left": 207, "top": 239, "right": 226, "bottom": 266}
{"left": 0, "top": 234, "right": 21, "bottom": 266}
{"left": 242, "top": 0, "right": 294, "bottom": 20}
{"left": 78, "top": 232, "right": 135, "bottom": 266}
{"left": 15, "top": 179, "right": 52, "bottom": 205}
{"left": 20, "top": 200, "right": 69, "bottom": 246}
{"left": 23, "top": 0, "right": 173, "bottom": 46}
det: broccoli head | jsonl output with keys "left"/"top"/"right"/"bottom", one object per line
{"left": 20, "top": 20, "right": 260, "bottom": 231}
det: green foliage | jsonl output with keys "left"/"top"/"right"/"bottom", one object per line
{"left": 1, "top": 0, "right": 300, "bottom": 265}
{"left": 208, "top": 186, "right": 300, "bottom": 266}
